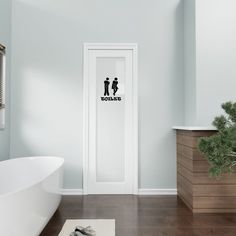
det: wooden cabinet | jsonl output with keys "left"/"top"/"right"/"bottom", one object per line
{"left": 175, "top": 128, "right": 236, "bottom": 213}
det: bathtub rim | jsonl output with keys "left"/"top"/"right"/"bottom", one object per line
{"left": 0, "top": 156, "right": 64, "bottom": 198}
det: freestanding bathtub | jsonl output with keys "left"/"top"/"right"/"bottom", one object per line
{"left": 0, "top": 156, "right": 64, "bottom": 236}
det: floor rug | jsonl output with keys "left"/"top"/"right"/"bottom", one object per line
{"left": 58, "top": 219, "right": 115, "bottom": 236}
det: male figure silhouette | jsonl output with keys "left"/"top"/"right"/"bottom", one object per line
{"left": 112, "top": 78, "right": 119, "bottom": 96}
{"left": 104, "top": 78, "right": 110, "bottom": 96}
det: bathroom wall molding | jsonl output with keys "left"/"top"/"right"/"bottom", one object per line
{"left": 61, "top": 189, "right": 84, "bottom": 195}
{"left": 61, "top": 189, "right": 177, "bottom": 196}
{"left": 138, "top": 189, "right": 177, "bottom": 195}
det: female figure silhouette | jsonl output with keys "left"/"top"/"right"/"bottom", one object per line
{"left": 112, "top": 78, "right": 119, "bottom": 96}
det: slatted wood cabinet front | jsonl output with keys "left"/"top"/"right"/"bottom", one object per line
{"left": 177, "top": 130, "right": 236, "bottom": 213}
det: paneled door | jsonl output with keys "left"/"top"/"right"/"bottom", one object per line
{"left": 83, "top": 44, "right": 138, "bottom": 194}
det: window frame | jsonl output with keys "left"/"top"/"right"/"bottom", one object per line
{"left": 0, "top": 43, "right": 6, "bottom": 129}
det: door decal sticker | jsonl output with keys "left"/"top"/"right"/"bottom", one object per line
{"left": 104, "top": 78, "right": 110, "bottom": 96}
{"left": 112, "top": 78, "right": 118, "bottom": 96}
{"left": 101, "top": 77, "right": 122, "bottom": 101}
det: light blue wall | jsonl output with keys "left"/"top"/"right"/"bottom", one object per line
{"left": 10, "top": 0, "right": 185, "bottom": 189}
{"left": 0, "top": 0, "right": 11, "bottom": 161}
{"left": 196, "top": 0, "right": 236, "bottom": 125}
{"left": 184, "top": 0, "right": 236, "bottom": 126}
{"left": 184, "top": 0, "right": 196, "bottom": 125}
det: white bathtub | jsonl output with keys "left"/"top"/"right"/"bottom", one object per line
{"left": 0, "top": 156, "right": 64, "bottom": 236}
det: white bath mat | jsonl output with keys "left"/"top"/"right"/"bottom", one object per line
{"left": 58, "top": 219, "right": 115, "bottom": 236}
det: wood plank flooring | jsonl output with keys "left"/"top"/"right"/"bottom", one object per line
{"left": 40, "top": 195, "right": 236, "bottom": 236}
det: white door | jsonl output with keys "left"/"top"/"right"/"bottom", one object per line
{"left": 83, "top": 44, "right": 138, "bottom": 194}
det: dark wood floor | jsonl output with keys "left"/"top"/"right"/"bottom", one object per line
{"left": 41, "top": 195, "right": 236, "bottom": 236}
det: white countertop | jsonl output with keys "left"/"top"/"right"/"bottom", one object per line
{"left": 172, "top": 126, "right": 217, "bottom": 131}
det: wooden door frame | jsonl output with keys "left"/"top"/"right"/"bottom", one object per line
{"left": 83, "top": 43, "right": 138, "bottom": 195}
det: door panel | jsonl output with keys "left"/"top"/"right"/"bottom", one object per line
{"left": 96, "top": 57, "right": 125, "bottom": 182}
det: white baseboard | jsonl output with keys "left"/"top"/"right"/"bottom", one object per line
{"left": 61, "top": 189, "right": 83, "bottom": 195}
{"left": 138, "top": 188, "right": 177, "bottom": 195}
{"left": 61, "top": 188, "right": 177, "bottom": 196}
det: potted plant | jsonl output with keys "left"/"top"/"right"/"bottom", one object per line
{"left": 198, "top": 101, "right": 236, "bottom": 177}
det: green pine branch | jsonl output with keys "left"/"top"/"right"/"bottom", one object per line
{"left": 198, "top": 101, "right": 236, "bottom": 177}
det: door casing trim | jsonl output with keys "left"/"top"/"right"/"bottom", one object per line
{"left": 83, "top": 43, "right": 138, "bottom": 195}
